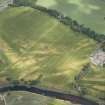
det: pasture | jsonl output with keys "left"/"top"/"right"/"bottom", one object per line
{"left": 0, "top": 4, "right": 105, "bottom": 104}
{"left": 36, "top": 0, "right": 105, "bottom": 34}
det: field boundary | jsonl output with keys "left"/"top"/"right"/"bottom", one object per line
{"left": 10, "top": 1, "right": 105, "bottom": 50}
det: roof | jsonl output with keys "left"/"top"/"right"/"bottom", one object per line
{"left": 90, "top": 49, "right": 105, "bottom": 66}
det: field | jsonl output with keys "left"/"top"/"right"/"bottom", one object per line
{"left": 36, "top": 0, "right": 105, "bottom": 35}
{"left": 0, "top": 91, "right": 73, "bottom": 105}
{"left": 0, "top": 6, "right": 96, "bottom": 87}
{"left": 0, "top": 2, "right": 105, "bottom": 105}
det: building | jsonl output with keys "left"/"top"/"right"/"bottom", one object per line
{"left": 90, "top": 49, "right": 105, "bottom": 66}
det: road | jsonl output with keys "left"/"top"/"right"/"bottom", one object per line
{"left": 0, "top": 85, "right": 99, "bottom": 105}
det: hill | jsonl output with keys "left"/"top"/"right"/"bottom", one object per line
{"left": 36, "top": 0, "right": 105, "bottom": 35}
{"left": 0, "top": 6, "right": 96, "bottom": 86}
{"left": 0, "top": 5, "right": 105, "bottom": 104}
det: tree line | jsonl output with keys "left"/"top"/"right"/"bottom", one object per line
{"left": 10, "top": 0, "right": 105, "bottom": 51}
{"left": 72, "top": 64, "right": 91, "bottom": 96}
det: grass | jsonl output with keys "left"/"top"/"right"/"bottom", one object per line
{"left": 36, "top": 0, "right": 105, "bottom": 35}
{"left": 0, "top": 4, "right": 105, "bottom": 104}
{"left": 77, "top": 65, "right": 105, "bottom": 102}
{"left": 0, "top": 6, "right": 96, "bottom": 87}
{"left": 0, "top": 91, "right": 72, "bottom": 105}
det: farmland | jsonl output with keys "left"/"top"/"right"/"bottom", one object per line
{"left": 0, "top": 0, "right": 105, "bottom": 105}
{"left": 36, "top": 0, "right": 105, "bottom": 34}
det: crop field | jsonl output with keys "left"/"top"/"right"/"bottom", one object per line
{"left": 0, "top": 1, "right": 105, "bottom": 105}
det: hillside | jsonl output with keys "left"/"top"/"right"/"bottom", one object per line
{"left": 36, "top": 0, "right": 105, "bottom": 35}
{"left": 0, "top": 4, "right": 105, "bottom": 105}
{"left": 0, "top": 6, "right": 96, "bottom": 85}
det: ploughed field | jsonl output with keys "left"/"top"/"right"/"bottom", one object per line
{"left": 0, "top": 6, "right": 105, "bottom": 104}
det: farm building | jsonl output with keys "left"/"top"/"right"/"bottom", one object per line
{"left": 90, "top": 49, "right": 105, "bottom": 66}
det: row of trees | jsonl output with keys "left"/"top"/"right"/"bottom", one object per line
{"left": 11, "top": 0, "right": 105, "bottom": 51}
{"left": 12, "top": 0, "right": 37, "bottom": 6}
{"left": 74, "top": 63, "right": 90, "bottom": 81}
{"left": 6, "top": 74, "right": 43, "bottom": 85}
{"left": 73, "top": 64, "right": 91, "bottom": 96}
{"left": 6, "top": 78, "right": 39, "bottom": 85}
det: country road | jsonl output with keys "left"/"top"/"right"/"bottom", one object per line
{"left": 0, "top": 85, "right": 99, "bottom": 105}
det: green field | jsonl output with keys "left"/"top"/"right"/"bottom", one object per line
{"left": 0, "top": 91, "right": 73, "bottom": 105}
{"left": 36, "top": 0, "right": 105, "bottom": 35}
{"left": 0, "top": 6, "right": 96, "bottom": 86}
{"left": 0, "top": 2, "right": 105, "bottom": 105}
